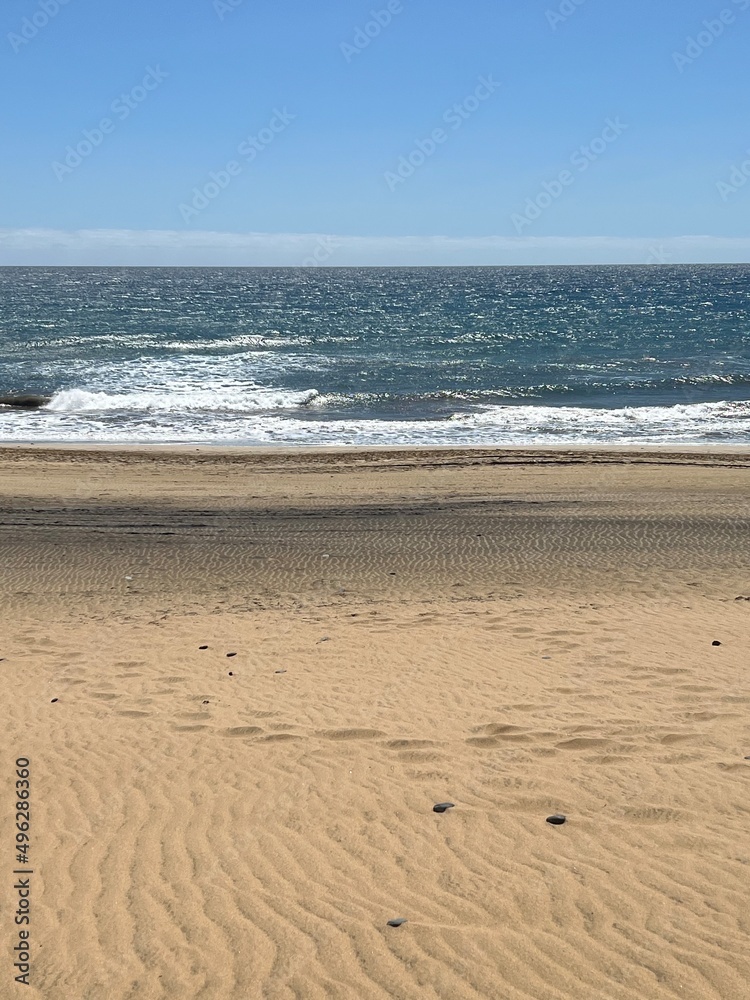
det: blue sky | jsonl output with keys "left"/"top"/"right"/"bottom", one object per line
{"left": 1, "top": 0, "right": 748, "bottom": 264}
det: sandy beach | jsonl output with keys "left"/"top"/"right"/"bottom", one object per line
{"left": 2, "top": 445, "right": 749, "bottom": 1000}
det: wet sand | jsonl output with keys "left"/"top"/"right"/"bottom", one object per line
{"left": 1, "top": 446, "right": 749, "bottom": 999}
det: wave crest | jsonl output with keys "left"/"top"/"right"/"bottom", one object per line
{"left": 45, "top": 387, "right": 320, "bottom": 413}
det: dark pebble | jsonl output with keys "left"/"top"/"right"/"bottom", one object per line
{"left": 387, "top": 918, "right": 407, "bottom": 927}
{"left": 50, "top": 698, "right": 59, "bottom": 703}
{"left": 433, "top": 802, "right": 455, "bottom": 813}
{"left": 199, "top": 645, "right": 208, "bottom": 650}
{"left": 745, "top": 756, "right": 750, "bottom": 760}
{"left": 203, "top": 700, "right": 210, "bottom": 704}
{"left": 275, "top": 669, "right": 287, "bottom": 674}
{"left": 226, "top": 652, "right": 237, "bottom": 657}
{"left": 546, "top": 814, "right": 567, "bottom": 826}
{"left": 712, "top": 641, "right": 722, "bottom": 647}
{"left": 228, "top": 672, "right": 234, "bottom": 676}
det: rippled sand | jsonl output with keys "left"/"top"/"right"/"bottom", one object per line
{"left": 1, "top": 446, "right": 749, "bottom": 999}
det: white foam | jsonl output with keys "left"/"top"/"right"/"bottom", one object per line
{"left": 452, "top": 399, "right": 750, "bottom": 439}
{"left": 1, "top": 397, "right": 748, "bottom": 446}
{"left": 45, "top": 386, "right": 320, "bottom": 414}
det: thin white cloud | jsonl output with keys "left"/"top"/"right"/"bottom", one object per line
{"left": 0, "top": 229, "right": 749, "bottom": 266}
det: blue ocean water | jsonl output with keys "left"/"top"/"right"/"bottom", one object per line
{"left": 0, "top": 265, "right": 749, "bottom": 446}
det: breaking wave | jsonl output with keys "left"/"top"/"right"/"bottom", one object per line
{"left": 45, "top": 386, "right": 321, "bottom": 413}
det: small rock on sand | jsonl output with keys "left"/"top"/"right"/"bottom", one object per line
{"left": 546, "top": 814, "right": 567, "bottom": 825}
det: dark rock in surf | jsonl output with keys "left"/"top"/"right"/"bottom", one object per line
{"left": 546, "top": 814, "right": 567, "bottom": 825}
{"left": 0, "top": 394, "right": 50, "bottom": 409}
{"left": 433, "top": 802, "right": 455, "bottom": 813}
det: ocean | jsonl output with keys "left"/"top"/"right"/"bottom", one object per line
{"left": 0, "top": 265, "right": 748, "bottom": 447}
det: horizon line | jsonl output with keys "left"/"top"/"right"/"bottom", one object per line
{"left": 1, "top": 229, "right": 749, "bottom": 267}
{"left": 3, "top": 262, "right": 750, "bottom": 269}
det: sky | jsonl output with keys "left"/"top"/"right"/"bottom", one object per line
{"left": 1, "top": 0, "right": 748, "bottom": 265}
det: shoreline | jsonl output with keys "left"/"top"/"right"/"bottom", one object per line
{"left": 1, "top": 441, "right": 750, "bottom": 463}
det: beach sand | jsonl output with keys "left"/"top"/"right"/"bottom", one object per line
{"left": 1, "top": 446, "right": 749, "bottom": 999}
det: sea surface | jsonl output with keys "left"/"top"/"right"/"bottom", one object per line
{"left": 0, "top": 265, "right": 749, "bottom": 446}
